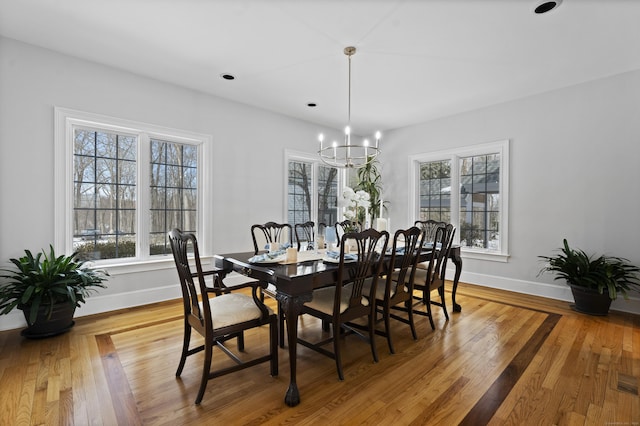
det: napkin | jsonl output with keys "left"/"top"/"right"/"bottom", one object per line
{"left": 325, "top": 250, "right": 358, "bottom": 262}
{"left": 263, "top": 242, "right": 292, "bottom": 250}
{"left": 423, "top": 242, "right": 442, "bottom": 249}
{"left": 248, "top": 251, "right": 284, "bottom": 263}
{"left": 386, "top": 246, "right": 406, "bottom": 255}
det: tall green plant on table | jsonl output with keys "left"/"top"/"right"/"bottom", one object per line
{"left": 355, "top": 156, "right": 384, "bottom": 221}
{"left": 0, "top": 245, "right": 108, "bottom": 336}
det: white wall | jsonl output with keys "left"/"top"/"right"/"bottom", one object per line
{"left": 0, "top": 37, "right": 331, "bottom": 330}
{"left": 382, "top": 69, "right": 640, "bottom": 314}
{"left": 2, "top": 36, "right": 640, "bottom": 330}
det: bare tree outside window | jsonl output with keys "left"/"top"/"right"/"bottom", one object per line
{"left": 150, "top": 139, "right": 198, "bottom": 255}
{"left": 318, "top": 165, "right": 337, "bottom": 226}
{"left": 73, "top": 129, "right": 137, "bottom": 260}
{"left": 419, "top": 160, "right": 452, "bottom": 223}
{"left": 459, "top": 154, "right": 500, "bottom": 250}
{"left": 419, "top": 154, "right": 500, "bottom": 250}
{"left": 287, "top": 160, "right": 337, "bottom": 229}
{"left": 288, "top": 161, "right": 312, "bottom": 225}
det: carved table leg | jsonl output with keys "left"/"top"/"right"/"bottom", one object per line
{"left": 276, "top": 291, "right": 313, "bottom": 407}
{"left": 450, "top": 248, "right": 463, "bottom": 312}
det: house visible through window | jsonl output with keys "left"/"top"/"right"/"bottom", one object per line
{"left": 411, "top": 140, "right": 509, "bottom": 260}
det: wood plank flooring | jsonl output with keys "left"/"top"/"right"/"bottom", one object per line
{"left": 1, "top": 282, "right": 639, "bottom": 425}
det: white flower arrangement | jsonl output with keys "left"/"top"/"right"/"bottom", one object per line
{"left": 340, "top": 187, "right": 370, "bottom": 225}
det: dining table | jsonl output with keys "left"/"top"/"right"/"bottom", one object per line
{"left": 214, "top": 246, "right": 462, "bottom": 406}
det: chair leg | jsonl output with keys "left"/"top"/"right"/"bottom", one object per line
{"left": 383, "top": 304, "right": 395, "bottom": 354}
{"left": 195, "top": 342, "right": 213, "bottom": 405}
{"left": 176, "top": 322, "right": 191, "bottom": 377}
{"left": 270, "top": 316, "right": 279, "bottom": 376}
{"left": 438, "top": 285, "right": 449, "bottom": 321}
{"left": 369, "top": 313, "right": 379, "bottom": 363}
{"left": 332, "top": 323, "right": 345, "bottom": 381}
{"left": 425, "top": 291, "right": 436, "bottom": 330}
{"left": 237, "top": 331, "right": 245, "bottom": 351}
{"left": 408, "top": 302, "right": 418, "bottom": 340}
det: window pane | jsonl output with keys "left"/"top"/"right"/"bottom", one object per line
{"left": 459, "top": 153, "right": 500, "bottom": 250}
{"left": 418, "top": 160, "right": 451, "bottom": 221}
{"left": 318, "top": 165, "right": 337, "bottom": 227}
{"left": 73, "top": 129, "right": 138, "bottom": 260}
{"left": 149, "top": 139, "right": 198, "bottom": 255}
{"left": 288, "top": 161, "right": 312, "bottom": 226}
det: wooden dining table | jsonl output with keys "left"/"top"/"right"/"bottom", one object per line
{"left": 214, "top": 247, "right": 462, "bottom": 407}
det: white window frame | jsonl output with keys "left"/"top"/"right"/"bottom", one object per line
{"left": 284, "top": 149, "right": 345, "bottom": 225}
{"left": 54, "top": 107, "right": 213, "bottom": 272}
{"left": 408, "top": 139, "right": 510, "bottom": 262}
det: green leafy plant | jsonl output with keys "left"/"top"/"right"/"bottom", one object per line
{"left": 0, "top": 246, "right": 108, "bottom": 324}
{"left": 355, "top": 156, "right": 384, "bottom": 220}
{"left": 538, "top": 239, "right": 640, "bottom": 300}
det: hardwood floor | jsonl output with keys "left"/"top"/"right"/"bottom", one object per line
{"left": 1, "top": 282, "right": 639, "bottom": 425}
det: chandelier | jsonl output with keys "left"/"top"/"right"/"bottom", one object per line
{"left": 318, "top": 46, "right": 381, "bottom": 169}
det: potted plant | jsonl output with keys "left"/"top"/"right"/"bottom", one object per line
{"left": 0, "top": 245, "right": 108, "bottom": 338}
{"left": 538, "top": 239, "right": 640, "bottom": 315}
{"left": 355, "top": 156, "right": 385, "bottom": 220}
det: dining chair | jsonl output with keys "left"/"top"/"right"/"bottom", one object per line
{"left": 251, "top": 221, "right": 293, "bottom": 254}
{"left": 414, "top": 219, "right": 445, "bottom": 244}
{"left": 363, "top": 226, "right": 424, "bottom": 354}
{"left": 294, "top": 221, "right": 315, "bottom": 251}
{"left": 335, "top": 220, "right": 361, "bottom": 246}
{"left": 168, "top": 229, "right": 278, "bottom": 404}
{"left": 411, "top": 223, "right": 456, "bottom": 330}
{"left": 251, "top": 221, "right": 292, "bottom": 347}
{"left": 297, "top": 228, "right": 389, "bottom": 380}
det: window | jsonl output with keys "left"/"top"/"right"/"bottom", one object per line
{"left": 149, "top": 139, "right": 198, "bottom": 255}
{"left": 55, "top": 108, "right": 212, "bottom": 265}
{"left": 286, "top": 151, "right": 339, "bottom": 229}
{"left": 410, "top": 140, "right": 509, "bottom": 261}
{"left": 73, "top": 128, "right": 137, "bottom": 259}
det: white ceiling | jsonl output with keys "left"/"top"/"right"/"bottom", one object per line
{"left": 1, "top": 0, "right": 639, "bottom": 135}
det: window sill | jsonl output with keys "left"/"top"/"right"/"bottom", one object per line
{"left": 460, "top": 249, "right": 510, "bottom": 263}
{"left": 92, "top": 255, "right": 215, "bottom": 275}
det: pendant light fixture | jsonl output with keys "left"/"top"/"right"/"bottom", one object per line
{"left": 317, "top": 46, "right": 381, "bottom": 169}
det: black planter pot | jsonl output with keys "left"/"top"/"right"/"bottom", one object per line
{"left": 20, "top": 302, "right": 76, "bottom": 338}
{"left": 569, "top": 285, "right": 612, "bottom": 316}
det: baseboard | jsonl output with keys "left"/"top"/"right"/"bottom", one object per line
{"left": 0, "top": 285, "right": 182, "bottom": 332}
{"left": 455, "top": 268, "right": 640, "bottom": 315}
{"left": 2, "top": 270, "right": 638, "bottom": 332}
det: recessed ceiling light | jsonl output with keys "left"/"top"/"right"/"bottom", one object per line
{"left": 220, "top": 73, "right": 235, "bottom": 80}
{"left": 534, "top": 0, "right": 562, "bottom": 14}
{"left": 307, "top": 103, "right": 317, "bottom": 108}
